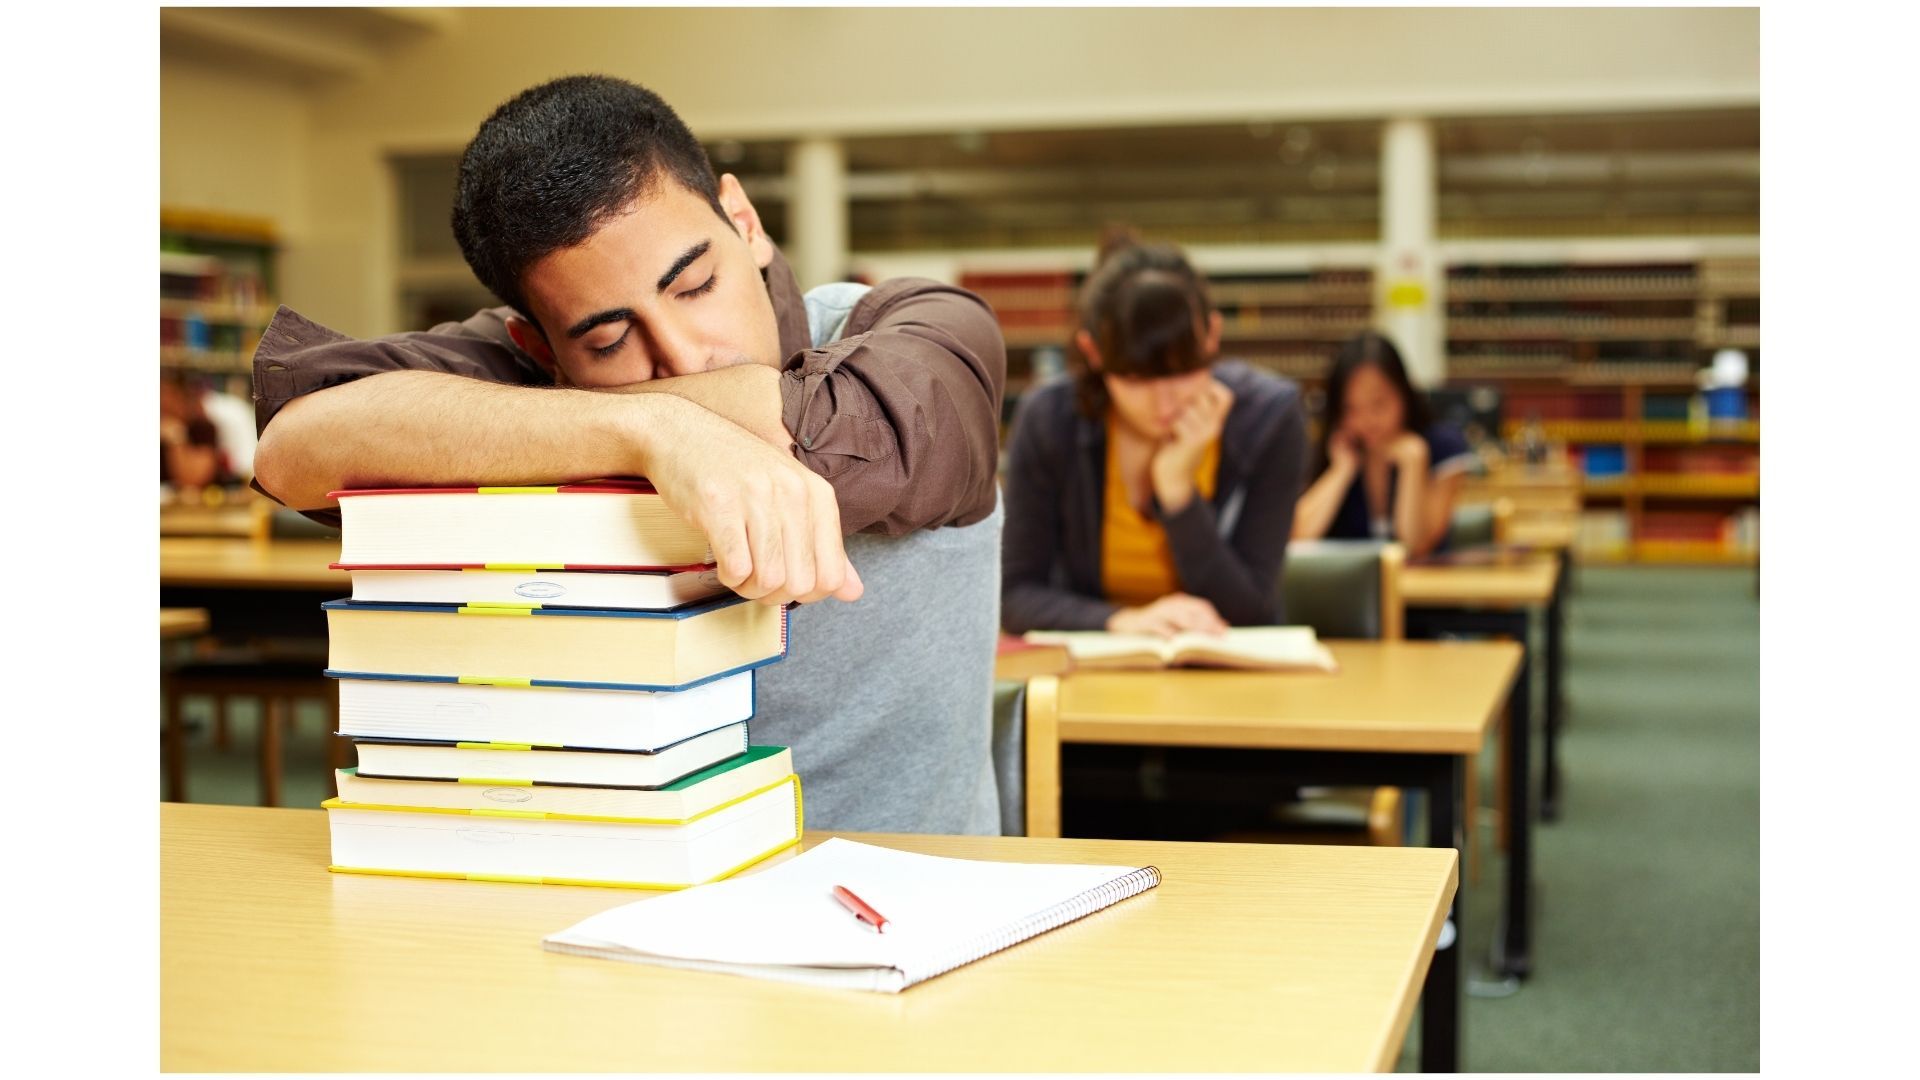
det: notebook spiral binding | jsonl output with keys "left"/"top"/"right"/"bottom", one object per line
{"left": 901, "top": 865, "right": 1162, "bottom": 988}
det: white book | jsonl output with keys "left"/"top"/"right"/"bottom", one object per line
{"left": 332, "top": 746, "right": 794, "bottom": 821}
{"left": 543, "top": 838, "right": 1161, "bottom": 992}
{"left": 354, "top": 720, "right": 748, "bottom": 788}
{"left": 325, "top": 774, "right": 801, "bottom": 889}
{"left": 347, "top": 567, "right": 729, "bottom": 610}
{"left": 1023, "top": 625, "right": 1337, "bottom": 672}
{"left": 336, "top": 672, "right": 754, "bottom": 752}
{"left": 332, "top": 481, "right": 711, "bottom": 570}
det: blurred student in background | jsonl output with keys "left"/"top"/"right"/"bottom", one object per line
{"left": 1291, "top": 331, "right": 1473, "bottom": 558}
{"left": 1001, "top": 230, "right": 1309, "bottom": 636}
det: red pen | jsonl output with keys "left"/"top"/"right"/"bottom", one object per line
{"left": 832, "top": 885, "right": 889, "bottom": 933}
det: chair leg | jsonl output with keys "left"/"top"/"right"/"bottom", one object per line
{"left": 259, "top": 698, "right": 285, "bottom": 808}
{"left": 1464, "top": 752, "right": 1481, "bottom": 884}
{"left": 163, "top": 677, "right": 189, "bottom": 803}
{"left": 1366, "top": 786, "right": 1403, "bottom": 847}
{"left": 1497, "top": 690, "right": 1512, "bottom": 854}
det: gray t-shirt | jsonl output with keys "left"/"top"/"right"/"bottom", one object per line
{"left": 749, "top": 282, "right": 1003, "bottom": 835}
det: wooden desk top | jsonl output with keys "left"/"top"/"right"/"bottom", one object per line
{"left": 1056, "top": 640, "right": 1520, "bottom": 755}
{"left": 160, "top": 502, "right": 263, "bottom": 539}
{"left": 1401, "top": 552, "right": 1560, "bottom": 609}
{"left": 160, "top": 608, "right": 209, "bottom": 638}
{"left": 162, "top": 804, "right": 1455, "bottom": 1073}
{"left": 1503, "top": 515, "right": 1578, "bottom": 551}
{"left": 160, "top": 538, "right": 343, "bottom": 590}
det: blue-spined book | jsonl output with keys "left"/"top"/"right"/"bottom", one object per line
{"left": 350, "top": 719, "right": 751, "bottom": 789}
{"left": 333, "top": 669, "right": 756, "bottom": 752}
{"left": 323, "top": 593, "right": 787, "bottom": 693}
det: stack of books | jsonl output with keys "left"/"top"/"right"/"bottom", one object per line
{"left": 318, "top": 481, "right": 802, "bottom": 889}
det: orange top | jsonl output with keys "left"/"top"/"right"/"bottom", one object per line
{"left": 1100, "top": 415, "right": 1221, "bottom": 609}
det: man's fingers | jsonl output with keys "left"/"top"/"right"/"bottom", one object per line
{"left": 778, "top": 477, "right": 818, "bottom": 604}
{"left": 804, "top": 478, "right": 848, "bottom": 604}
{"left": 704, "top": 501, "right": 753, "bottom": 591}
{"left": 737, "top": 493, "right": 785, "bottom": 601}
{"left": 834, "top": 559, "right": 865, "bottom": 602}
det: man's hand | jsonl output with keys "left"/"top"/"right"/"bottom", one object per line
{"left": 1106, "top": 592, "right": 1229, "bottom": 639}
{"left": 640, "top": 395, "right": 863, "bottom": 606}
{"left": 1149, "top": 378, "right": 1233, "bottom": 513}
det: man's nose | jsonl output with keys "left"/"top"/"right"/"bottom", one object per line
{"left": 648, "top": 315, "right": 705, "bottom": 377}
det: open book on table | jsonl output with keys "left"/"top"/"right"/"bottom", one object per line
{"left": 1021, "top": 625, "right": 1337, "bottom": 672}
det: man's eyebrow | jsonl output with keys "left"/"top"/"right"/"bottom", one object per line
{"left": 656, "top": 239, "right": 712, "bottom": 292}
{"left": 565, "top": 308, "right": 633, "bottom": 340}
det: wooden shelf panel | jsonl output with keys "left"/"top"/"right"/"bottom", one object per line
{"left": 161, "top": 346, "right": 253, "bottom": 373}
{"left": 159, "top": 299, "right": 280, "bottom": 325}
{"left": 1447, "top": 317, "right": 1700, "bottom": 342}
{"left": 1507, "top": 420, "right": 1759, "bottom": 444}
{"left": 1582, "top": 474, "right": 1759, "bottom": 498}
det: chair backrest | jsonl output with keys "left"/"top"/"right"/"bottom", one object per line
{"left": 1279, "top": 539, "right": 1404, "bottom": 641}
{"left": 1450, "top": 503, "right": 1499, "bottom": 549}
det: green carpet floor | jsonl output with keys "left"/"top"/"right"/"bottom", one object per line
{"left": 165, "top": 564, "right": 1761, "bottom": 1072}
{"left": 1400, "top": 565, "right": 1761, "bottom": 1071}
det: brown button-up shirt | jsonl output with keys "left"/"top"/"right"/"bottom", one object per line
{"left": 250, "top": 248, "right": 1005, "bottom": 536}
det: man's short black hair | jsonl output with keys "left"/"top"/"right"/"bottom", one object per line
{"left": 451, "top": 74, "right": 728, "bottom": 321}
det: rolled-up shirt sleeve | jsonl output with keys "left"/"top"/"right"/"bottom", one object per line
{"left": 251, "top": 305, "right": 545, "bottom": 438}
{"left": 777, "top": 281, "right": 1007, "bottom": 536}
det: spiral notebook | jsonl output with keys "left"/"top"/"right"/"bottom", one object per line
{"left": 542, "top": 838, "right": 1161, "bottom": 992}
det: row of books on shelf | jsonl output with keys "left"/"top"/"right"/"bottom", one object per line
{"left": 319, "top": 481, "right": 803, "bottom": 891}
{"left": 1571, "top": 445, "right": 1758, "bottom": 481}
{"left": 1577, "top": 508, "right": 1759, "bottom": 561}
{"left": 1504, "top": 388, "right": 1760, "bottom": 423}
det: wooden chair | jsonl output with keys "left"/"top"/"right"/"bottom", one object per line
{"left": 163, "top": 650, "right": 345, "bottom": 807}
{"left": 1269, "top": 540, "right": 1405, "bottom": 847}
{"left": 1025, "top": 542, "right": 1411, "bottom": 846}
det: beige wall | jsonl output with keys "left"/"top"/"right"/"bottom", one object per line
{"left": 167, "top": 6, "right": 1762, "bottom": 336}
{"left": 160, "top": 61, "right": 310, "bottom": 233}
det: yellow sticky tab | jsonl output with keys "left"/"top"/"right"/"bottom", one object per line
{"left": 480, "top": 564, "right": 557, "bottom": 572}
{"left": 457, "top": 741, "right": 533, "bottom": 751}
{"left": 456, "top": 776, "right": 532, "bottom": 786}
{"left": 472, "top": 808, "right": 548, "bottom": 819}
{"left": 1386, "top": 280, "right": 1429, "bottom": 308}
{"left": 467, "top": 873, "right": 544, "bottom": 884}
{"left": 477, "top": 486, "right": 559, "bottom": 495}
{"left": 458, "top": 676, "right": 534, "bottom": 688}
{"left": 458, "top": 605, "right": 534, "bottom": 616}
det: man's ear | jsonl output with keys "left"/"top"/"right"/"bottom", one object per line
{"left": 717, "top": 173, "right": 776, "bottom": 271}
{"left": 1203, "top": 310, "right": 1224, "bottom": 357}
{"left": 505, "top": 314, "right": 562, "bottom": 382}
{"left": 1074, "top": 329, "right": 1104, "bottom": 372}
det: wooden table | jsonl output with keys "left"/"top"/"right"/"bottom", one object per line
{"left": 160, "top": 537, "right": 342, "bottom": 589}
{"left": 161, "top": 538, "right": 344, "bottom": 640}
{"left": 1404, "top": 549, "right": 1569, "bottom": 839}
{"left": 160, "top": 607, "right": 210, "bottom": 639}
{"left": 161, "top": 502, "right": 267, "bottom": 539}
{"left": 1023, "top": 639, "right": 1523, "bottom": 1069}
{"left": 162, "top": 804, "right": 1456, "bottom": 1073}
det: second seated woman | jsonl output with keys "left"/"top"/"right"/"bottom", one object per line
{"left": 1290, "top": 331, "right": 1476, "bottom": 558}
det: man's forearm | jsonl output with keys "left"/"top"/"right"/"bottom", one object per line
{"left": 254, "top": 370, "right": 694, "bottom": 510}
{"left": 596, "top": 363, "right": 791, "bottom": 449}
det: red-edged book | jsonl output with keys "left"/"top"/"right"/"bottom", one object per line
{"left": 330, "top": 481, "right": 713, "bottom": 574}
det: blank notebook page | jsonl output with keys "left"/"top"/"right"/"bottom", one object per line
{"left": 543, "top": 837, "right": 1158, "bottom": 991}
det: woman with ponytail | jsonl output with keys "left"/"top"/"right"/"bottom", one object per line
{"left": 1000, "top": 229, "right": 1310, "bottom": 635}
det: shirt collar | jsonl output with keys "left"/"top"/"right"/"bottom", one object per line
{"left": 762, "top": 245, "right": 812, "bottom": 360}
